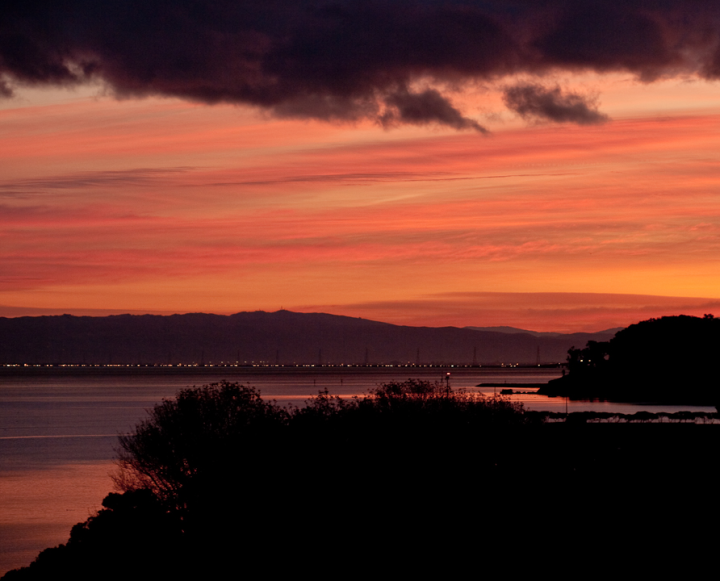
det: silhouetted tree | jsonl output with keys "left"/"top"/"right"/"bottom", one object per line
{"left": 566, "top": 340, "right": 611, "bottom": 374}
{"left": 114, "top": 380, "right": 288, "bottom": 509}
{"left": 543, "top": 315, "right": 720, "bottom": 405}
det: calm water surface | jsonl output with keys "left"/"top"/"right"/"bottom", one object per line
{"left": 0, "top": 367, "right": 713, "bottom": 574}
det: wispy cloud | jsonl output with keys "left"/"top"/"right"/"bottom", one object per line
{"left": 503, "top": 84, "right": 609, "bottom": 125}
{"left": 0, "top": 168, "right": 192, "bottom": 197}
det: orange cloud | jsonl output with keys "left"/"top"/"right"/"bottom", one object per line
{"left": 2, "top": 93, "right": 720, "bottom": 323}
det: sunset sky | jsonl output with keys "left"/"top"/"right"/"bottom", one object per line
{"left": 3, "top": 1, "right": 720, "bottom": 332}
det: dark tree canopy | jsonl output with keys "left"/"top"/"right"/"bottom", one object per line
{"left": 113, "top": 379, "right": 529, "bottom": 513}
{"left": 8, "top": 379, "right": 525, "bottom": 579}
{"left": 114, "top": 381, "right": 288, "bottom": 505}
{"left": 542, "top": 315, "right": 720, "bottom": 405}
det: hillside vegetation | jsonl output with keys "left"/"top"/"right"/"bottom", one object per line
{"left": 5, "top": 378, "right": 719, "bottom": 579}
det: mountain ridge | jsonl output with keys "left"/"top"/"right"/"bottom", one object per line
{"left": 464, "top": 324, "right": 623, "bottom": 338}
{"left": 0, "top": 310, "right": 618, "bottom": 365}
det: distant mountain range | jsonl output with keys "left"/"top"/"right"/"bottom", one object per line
{"left": 0, "top": 310, "right": 619, "bottom": 366}
{"left": 465, "top": 325, "right": 624, "bottom": 338}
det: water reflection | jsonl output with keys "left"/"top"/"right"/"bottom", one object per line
{"left": 0, "top": 462, "right": 110, "bottom": 574}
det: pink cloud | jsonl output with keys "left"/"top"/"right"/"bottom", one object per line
{"left": 2, "top": 97, "right": 720, "bottom": 318}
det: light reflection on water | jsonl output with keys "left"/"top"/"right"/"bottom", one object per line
{"left": 0, "top": 367, "right": 715, "bottom": 574}
{"left": 0, "top": 368, "right": 562, "bottom": 444}
{"left": 0, "top": 462, "right": 110, "bottom": 576}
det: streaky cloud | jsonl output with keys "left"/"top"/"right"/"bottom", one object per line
{"left": 0, "top": 168, "right": 193, "bottom": 194}
{"left": 303, "top": 292, "right": 720, "bottom": 333}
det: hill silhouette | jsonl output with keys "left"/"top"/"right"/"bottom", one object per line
{"left": 0, "top": 310, "right": 616, "bottom": 366}
{"left": 540, "top": 315, "right": 720, "bottom": 405}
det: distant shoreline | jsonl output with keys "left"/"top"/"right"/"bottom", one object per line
{"left": 0, "top": 363, "right": 563, "bottom": 377}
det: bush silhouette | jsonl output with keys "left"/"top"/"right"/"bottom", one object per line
{"left": 114, "top": 380, "right": 288, "bottom": 508}
{"left": 6, "top": 379, "right": 537, "bottom": 579}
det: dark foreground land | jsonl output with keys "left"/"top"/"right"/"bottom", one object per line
{"left": 4, "top": 381, "right": 719, "bottom": 579}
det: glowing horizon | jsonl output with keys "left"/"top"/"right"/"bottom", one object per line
{"left": 3, "top": 73, "right": 720, "bottom": 333}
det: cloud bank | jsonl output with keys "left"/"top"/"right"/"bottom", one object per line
{"left": 3, "top": 1, "right": 720, "bottom": 130}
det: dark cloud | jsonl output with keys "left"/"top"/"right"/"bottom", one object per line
{"left": 503, "top": 84, "right": 609, "bottom": 125}
{"left": 382, "top": 89, "right": 488, "bottom": 133}
{"left": 0, "top": 78, "right": 12, "bottom": 98}
{"left": 531, "top": 4, "right": 676, "bottom": 80}
{"left": 1, "top": 1, "right": 719, "bottom": 130}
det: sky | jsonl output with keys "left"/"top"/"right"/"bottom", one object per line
{"left": 3, "top": 0, "right": 720, "bottom": 332}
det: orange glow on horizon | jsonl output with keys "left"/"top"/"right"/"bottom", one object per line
{"left": 3, "top": 78, "right": 720, "bottom": 331}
